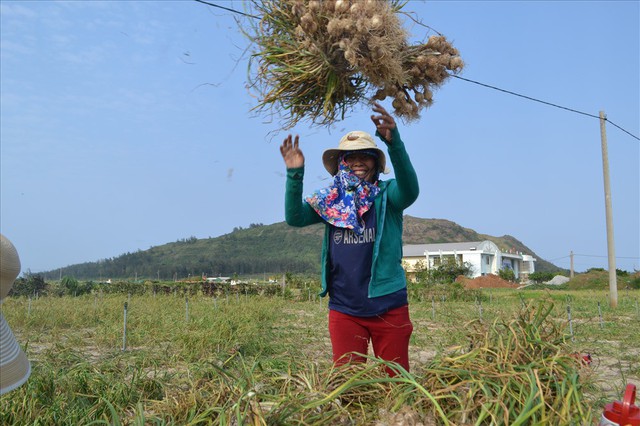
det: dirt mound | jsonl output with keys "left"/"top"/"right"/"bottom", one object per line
{"left": 456, "top": 274, "right": 519, "bottom": 289}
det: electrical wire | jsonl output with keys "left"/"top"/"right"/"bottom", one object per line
{"left": 548, "top": 255, "right": 571, "bottom": 262}
{"left": 549, "top": 254, "right": 638, "bottom": 261}
{"left": 194, "top": 0, "right": 258, "bottom": 19}
{"left": 573, "top": 254, "right": 640, "bottom": 260}
{"left": 451, "top": 75, "right": 639, "bottom": 141}
{"left": 450, "top": 75, "right": 600, "bottom": 120}
{"left": 194, "top": 0, "right": 640, "bottom": 141}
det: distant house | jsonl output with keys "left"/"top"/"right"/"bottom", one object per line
{"left": 402, "top": 241, "right": 536, "bottom": 280}
{"left": 205, "top": 276, "right": 231, "bottom": 283}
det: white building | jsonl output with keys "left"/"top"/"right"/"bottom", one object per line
{"left": 402, "top": 240, "right": 536, "bottom": 280}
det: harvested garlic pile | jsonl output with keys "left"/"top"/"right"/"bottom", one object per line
{"left": 245, "top": 0, "right": 464, "bottom": 128}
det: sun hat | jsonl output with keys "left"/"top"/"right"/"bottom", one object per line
{"left": 0, "top": 234, "right": 31, "bottom": 395}
{"left": 322, "top": 130, "right": 390, "bottom": 176}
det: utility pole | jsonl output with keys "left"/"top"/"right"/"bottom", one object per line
{"left": 599, "top": 111, "right": 617, "bottom": 308}
{"left": 570, "top": 251, "right": 574, "bottom": 279}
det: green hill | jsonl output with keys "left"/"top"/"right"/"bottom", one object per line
{"left": 401, "top": 216, "right": 559, "bottom": 273}
{"left": 565, "top": 269, "right": 640, "bottom": 290}
{"left": 43, "top": 216, "right": 563, "bottom": 280}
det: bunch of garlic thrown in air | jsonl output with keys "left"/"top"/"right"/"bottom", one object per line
{"left": 244, "top": 0, "right": 464, "bottom": 129}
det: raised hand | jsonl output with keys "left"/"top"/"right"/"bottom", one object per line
{"left": 370, "top": 102, "right": 396, "bottom": 143}
{"left": 280, "top": 134, "right": 305, "bottom": 169}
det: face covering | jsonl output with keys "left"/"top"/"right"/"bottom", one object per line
{"left": 305, "top": 156, "right": 380, "bottom": 234}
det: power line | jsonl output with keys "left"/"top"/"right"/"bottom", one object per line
{"left": 548, "top": 255, "right": 570, "bottom": 262}
{"left": 194, "top": 0, "right": 258, "bottom": 19}
{"left": 194, "top": 0, "right": 639, "bottom": 141}
{"left": 573, "top": 254, "right": 640, "bottom": 260}
{"left": 547, "top": 254, "right": 639, "bottom": 263}
{"left": 451, "top": 75, "right": 600, "bottom": 120}
{"left": 451, "top": 75, "right": 639, "bottom": 141}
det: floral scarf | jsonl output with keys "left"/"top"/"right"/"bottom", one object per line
{"left": 305, "top": 156, "right": 380, "bottom": 235}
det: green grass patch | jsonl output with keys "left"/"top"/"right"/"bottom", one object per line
{"left": 1, "top": 287, "right": 638, "bottom": 424}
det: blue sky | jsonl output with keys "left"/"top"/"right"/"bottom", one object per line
{"left": 1, "top": 1, "right": 638, "bottom": 275}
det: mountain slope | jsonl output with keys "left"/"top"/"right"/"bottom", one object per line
{"left": 44, "top": 217, "right": 561, "bottom": 280}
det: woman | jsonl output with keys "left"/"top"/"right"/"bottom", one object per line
{"left": 279, "top": 102, "right": 419, "bottom": 373}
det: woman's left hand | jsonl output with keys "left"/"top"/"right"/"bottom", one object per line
{"left": 370, "top": 102, "right": 396, "bottom": 143}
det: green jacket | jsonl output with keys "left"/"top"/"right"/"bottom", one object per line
{"left": 284, "top": 127, "right": 419, "bottom": 298}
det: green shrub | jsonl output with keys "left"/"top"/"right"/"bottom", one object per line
{"left": 412, "top": 258, "right": 472, "bottom": 285}
{"left": 528, "top": 271, "right": 555, "bottom": 284}
{"left": 629, "top": 274, "right": 640, "bottom": 289}
{"left": 498, "top": 268, "right": 516, "bottom": 282}
{"left": 9, "top": 273, "right": 48, "bottom": 297}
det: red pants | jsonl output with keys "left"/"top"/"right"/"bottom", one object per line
{"left": 328, "top": 305, "right": 413, "bottom": 374}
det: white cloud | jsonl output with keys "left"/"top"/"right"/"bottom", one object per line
{"left": 0, "top": 39, "right": 33, "bottom": 56}
{"left": 58, "top": 45, "right": 110, "bottom": 66}
{"left": 0, "top": 2, "right": 37, "bottom": 19}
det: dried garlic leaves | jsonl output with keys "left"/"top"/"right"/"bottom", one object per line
{"left": 244, "top": 0, "right": 464, "bottom": 129}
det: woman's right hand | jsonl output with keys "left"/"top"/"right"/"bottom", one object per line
{"left": 280, "top": 134, "right": 305, "bottom": 169}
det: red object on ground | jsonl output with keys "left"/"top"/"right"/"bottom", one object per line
{"left": 601, "top": 384, "right": 640, "bottom": 426}
{"left": 571, "top": 352, "right": 592, "bottom": 366}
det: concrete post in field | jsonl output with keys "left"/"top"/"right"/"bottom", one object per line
{"left": 570, "top": 251, "right": 574, "bottom": 279}
{"left": 599, "top": 111, "right": 617, "bottom": 308}
{"left": 122, "top": 302, "right": 128, "bottom": 351}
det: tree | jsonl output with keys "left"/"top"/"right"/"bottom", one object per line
{"left": 412, "top": 258, "right": 473, "bottom": 285}
{"left": 61, "top": 276, "right": 80, "bottom": 295}
{"left": 10, "top": 272, "right": 48, "bottom": 297}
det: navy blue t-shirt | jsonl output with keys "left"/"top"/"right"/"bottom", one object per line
{"left": 328, "top": 208, "right": 407, "bottom": 316}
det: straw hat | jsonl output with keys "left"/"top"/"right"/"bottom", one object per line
{"left": 322, "top": 130, "right": 390, "bottom": 176}
{"left": 0, "top": 234, "right": 31, "bottom": 395}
